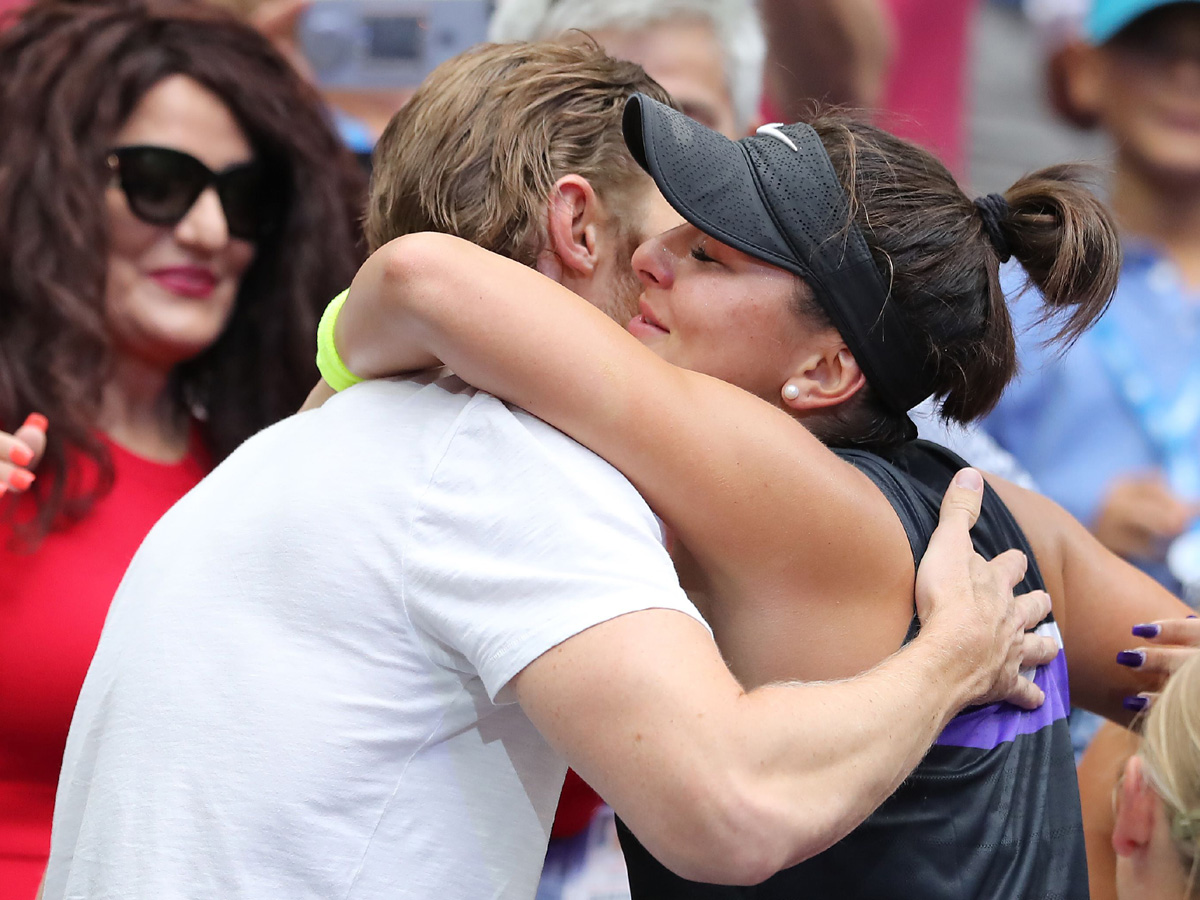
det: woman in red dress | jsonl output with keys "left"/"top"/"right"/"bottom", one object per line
{"left": 0, "top": 1, "right": 364, "bottom": 893}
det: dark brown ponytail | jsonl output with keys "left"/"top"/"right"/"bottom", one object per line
{"left": 1001, "top": 164, "right": 1121, "bottom": 348}
{"left": 804, "top": 118, "right": 1120, "bottom": 448}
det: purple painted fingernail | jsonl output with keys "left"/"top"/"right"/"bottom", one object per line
{"left": 1116, "top": 650, "right": 1146, "bottom": 668}
{"left": 1123, "top": 695, "right": 1148, "bottom": 712}
{"left": 1132, "top": 624, "right": 1161, "bottom": 638}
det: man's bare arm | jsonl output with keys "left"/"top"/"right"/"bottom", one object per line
{"left": 514, "top": 472, "right": 1055, "bottom": 885}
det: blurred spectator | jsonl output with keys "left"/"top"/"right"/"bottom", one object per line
{"left": 488, "top": 0, "right": 765, "bottom": 138}
{"left": 757, "top": 0, "right": 894, "bottom": 117}
{"left": 1078, "top": 720, "right": 1142, "bottom": 900}
{"left": 1030, "top": 0, "right": 1097, "bottom": 126}
{"left": 876, "top": 0, "right": 978, "bottom": 175}
{"left": 0, "top": 0, "right": 363, "bottom": 893}
{"left": 969, "top": 0, "right": 1109, "bottom": 194}
{"left": 759, "top": 0, "right": 972, "bottom": 174}
{"left": 983, "top": 0, "right": 1200, "bottom": 754}
{"left": 1111, "top": 654, "right": 1200, "bottom": 899}
{"left": 213, "top": 0, "right": 412, "bottom": 153}
{"left": 874, "top": 0, "right": 1106, "bottom": 183}
{"left": 1079, "top": 648, "right": 1200, "bottom": 900}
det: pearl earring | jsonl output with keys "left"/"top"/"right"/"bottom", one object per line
{"left": 782, "top": 383, "right": 800, "bottom": 401}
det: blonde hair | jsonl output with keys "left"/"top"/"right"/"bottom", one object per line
{"left": 366, "top": 39, "right": 673, "bottom": 259}
{"left": 1141, "top": 652, "right": 1200, "bottom": 895}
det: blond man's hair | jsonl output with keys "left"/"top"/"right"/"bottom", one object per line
{"left": 1140, "top": 652, "right": 1200, "bottom": 895}
{"left": 366, "top": 38, "right": 673, "bottom": 259}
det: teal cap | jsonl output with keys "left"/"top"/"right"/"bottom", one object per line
{"left": 1086, "top": 0, "right": 1200, "bottom": 44}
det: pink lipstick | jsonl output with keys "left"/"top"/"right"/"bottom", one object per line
{"left": 150, "top": 266, "right": 218, "bottom": 299}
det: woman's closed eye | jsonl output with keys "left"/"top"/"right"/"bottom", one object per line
{"left": 690, "top": 244, "right": 717, "bottom": 263}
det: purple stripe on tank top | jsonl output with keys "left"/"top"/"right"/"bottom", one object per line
{"left": 934, "top": 650, "right": 1070, "bottom": 751}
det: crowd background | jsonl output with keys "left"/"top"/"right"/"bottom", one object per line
{"left": 2, "top": 0, "right": 1199, "bottom": 898}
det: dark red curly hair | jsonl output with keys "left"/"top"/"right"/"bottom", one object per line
{"left": 0, "top": 0, "right": 366, "bottom": 544}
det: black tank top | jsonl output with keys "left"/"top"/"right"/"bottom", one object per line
{"left": 617, "top": 440, "right": 1088, "bottom": 900}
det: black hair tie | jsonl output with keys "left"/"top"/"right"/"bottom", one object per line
{"left": 973, "top": 193, "right": 1012, "bottom": 263}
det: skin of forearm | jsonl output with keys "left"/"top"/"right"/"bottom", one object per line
{"left": 690, "top": 636, "right": 977, "bottom": 882}
{"left": 337, "top": 234, "right": 646, "bottom": 436}
{"left": 299, "top": 379, "right": 336, "bottom": 411}
{"left": 1061, "top": 533, "right": 1183, "bottom": 726}
{"left": 336, "top": 235, "right": 449, "bottom": 379}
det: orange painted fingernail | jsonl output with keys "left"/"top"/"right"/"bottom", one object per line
{"left": 9, "top": 469, "right": 34, "bottom": 491}
{"left": 9, "top": 444, "right": 32, "bottom": 467}
{"left": 22, "top": 413, "right": 47, "bottom": 432}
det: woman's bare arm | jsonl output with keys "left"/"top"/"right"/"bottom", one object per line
{"left": 299, "top": 379, "right": 336, "bottom": 412}
{"left": 990, "top": 477, "right": 1193, "bottom": 725}
{"left": 336, "top": 233, "right": 902, "bottom": 610}
{"left": 334, "top": 233, "right": 1194, "bottom": 698}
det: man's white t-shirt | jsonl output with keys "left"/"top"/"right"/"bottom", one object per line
{"left": 44, "top": 376, "right": 704, "bottom": 900}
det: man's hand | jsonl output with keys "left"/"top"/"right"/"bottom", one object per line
{"left": 1093, "top": 474, "right": 1194, "bottom": 562}
{"left": 915, "top": 468, "right": 1057, "bottom": 712}
{"left": 516, "top": 468, "right": 1067, "bottom": 880}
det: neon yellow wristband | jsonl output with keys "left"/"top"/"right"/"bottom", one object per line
{"left": 316, "top": 289, "right": 363, "bottom": 392}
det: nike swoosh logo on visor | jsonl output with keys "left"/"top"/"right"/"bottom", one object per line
{"left": 755, "top": 123, "right": 798, "bottom": 152}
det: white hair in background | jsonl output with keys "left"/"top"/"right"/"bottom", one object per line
{"left": 1024, "top": 0, "right": 1089, "bottom": 46}
{"left": 488, "top": 0, "right": 766, "bottom": 133}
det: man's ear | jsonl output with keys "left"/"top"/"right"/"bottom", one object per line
{"left": 545, "top": 174, "right": 602, "bottom": 279}
{"left": 781, "top": 344, "right": 866, "bottom": 412}
{"left": 535, "top": 249, "right": 564, "bottom": 283}
{"left": 1113, "top": 756, "right": 1157, "bottom": 857}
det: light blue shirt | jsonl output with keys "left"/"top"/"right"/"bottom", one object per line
{"left": 982, "top": 245, "right": 1200, "bottom": 591}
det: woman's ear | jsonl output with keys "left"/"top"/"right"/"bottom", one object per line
{"left": 1113, "top": 756, "right": 1157, "bottom": 857}
{"left": 781, "top": 345, "right": 866, "bottom": 411}
{"left": 545, "top": 174, "right": 601, "bottom": 279}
